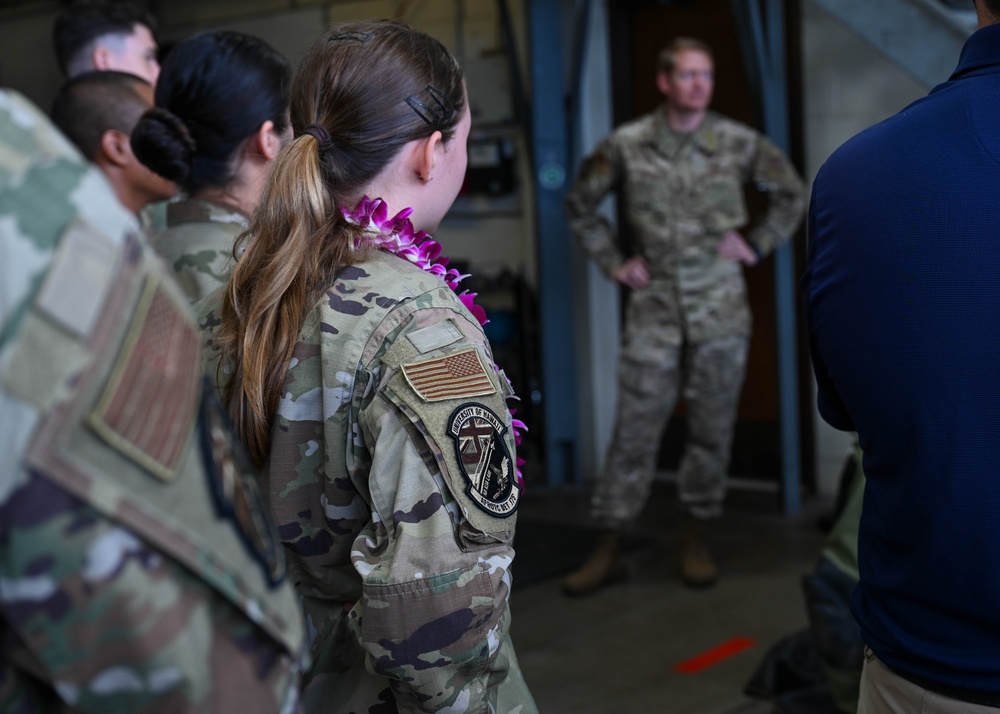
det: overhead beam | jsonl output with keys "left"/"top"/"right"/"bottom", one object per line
{"left": 810, "top": 0, "right": 973, "bottom": 88}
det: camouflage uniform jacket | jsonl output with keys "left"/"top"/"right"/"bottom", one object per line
{"left": 0, "top": 90, "right": 305, "bottom": 713}
{"left": 151, "top": 198, "right": 248, "bottom": 303}
{"left": 201, "top": 249, "right": 535, "bottom": 713}
{"left": 138, "top": 199, "right": 169, "bottom": 239}
{"left": 566, "top": 108, "right": 805, "bottom": 344}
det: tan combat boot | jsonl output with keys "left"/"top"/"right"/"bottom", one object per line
{"left": 561, "top": 531, "right": 624, "bottom": 597}
{"left": 680, "top": 513, "right": 718, "bottom": 588}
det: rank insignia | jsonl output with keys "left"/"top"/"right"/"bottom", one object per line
{"left": 448, "top": 403, "right": 520, "bottom": 518}
{"left": 402, "top": 348, "right": 497, "bottom": 402}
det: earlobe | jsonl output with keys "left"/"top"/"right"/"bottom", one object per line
{"left": 418, "top": 130, "right": 443, "bottom": 183}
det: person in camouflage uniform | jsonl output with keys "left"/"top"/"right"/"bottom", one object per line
{"left": 131, "top": 31, "right": 291, "bottom": 302}
{"left": 151, "top": 199, "right": 250, "bottom": 303}
{"left": 564, "top": 37, "right": 805, "bottom": 593}
{"left": 50, "top": 71, "right": 176, "bottom": 218}
{"left": 200, "top": 21, "right": 537, "bottom": 713}
{"left": 0, "top": 88, "right": 306, "bottom": 713}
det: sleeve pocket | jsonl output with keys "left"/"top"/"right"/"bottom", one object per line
{"left": 360, "top": 562, "right": 494, "bottom": 677}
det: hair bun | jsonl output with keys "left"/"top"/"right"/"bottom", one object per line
{"left": 131, "top": 106, "right": 197, "bottom": 184}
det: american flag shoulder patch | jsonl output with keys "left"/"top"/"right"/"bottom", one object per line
{"left": 87, "top": 277, "right": 200, "bottom": 482}
{"left": 401, "top": 347, "right": 497, "bottom": 402}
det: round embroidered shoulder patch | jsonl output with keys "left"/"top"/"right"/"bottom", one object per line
{"left": 447, "top": 403, "right": 520, "bottom": 518}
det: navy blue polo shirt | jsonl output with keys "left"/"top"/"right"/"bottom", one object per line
{"left": 804, "top": 23, "right": 1000, "bottom": 700}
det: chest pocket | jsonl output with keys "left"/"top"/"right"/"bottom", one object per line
{"left": 694, "top": 171, "right": 747, "bottom": 230}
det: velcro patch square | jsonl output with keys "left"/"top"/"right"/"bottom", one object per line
{"left": 406, "top": 318, "right": 463, "bottom": 354}
{"left": 88, "top": 278, "right": 200, "bottom": 481}
{"left": 401, "top": 348, "right": 497, "bottom": 402}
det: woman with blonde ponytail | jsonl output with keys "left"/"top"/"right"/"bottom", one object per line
{"left": 200, "top": 20, "right": 537, "bottom": 713}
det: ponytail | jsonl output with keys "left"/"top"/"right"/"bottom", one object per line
{"left": 217, "top": 19, "right": 466, "bottom": 468}
{"left": 216, "top": 134, "right": 369, "bottom": 467}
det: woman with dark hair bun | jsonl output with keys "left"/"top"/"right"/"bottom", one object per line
{"left": 200, "top": 19, "right": 537, "bottom": 714}
{"left": 132, "top": 30, "right": 290, "bottom": 302}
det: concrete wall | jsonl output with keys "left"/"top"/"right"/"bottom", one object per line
{"left": 801, "top": 0, "right": 929, "bottom": 494}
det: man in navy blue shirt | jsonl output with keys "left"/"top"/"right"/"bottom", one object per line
{"left": 804, "top": 1, "right": 1000, "bottom": 710}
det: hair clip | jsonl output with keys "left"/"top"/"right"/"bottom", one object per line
{"left": 328, "top": 31, "right": 373, "bottom": 43}
{"left": 405, "top": 85, "right": 455, "bottom": 127}
{"left": 405, "top": 97, "right": 437, "bottom": 126}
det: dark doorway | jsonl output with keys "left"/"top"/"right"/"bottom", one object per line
{"left": 607, "top": 0, "right": 813, "bottom": 488}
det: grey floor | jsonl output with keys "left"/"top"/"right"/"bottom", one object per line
{"left": 509, "top": 480, "right": 832, "bottom": 713}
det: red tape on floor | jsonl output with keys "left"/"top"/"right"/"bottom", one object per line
{"left": 674, "top": 637, "right": 756, "bottom": 674}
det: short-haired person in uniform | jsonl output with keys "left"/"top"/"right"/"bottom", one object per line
{"left": 130, "top": 30, "right": 291, "bottom": 303}
{"left": 0, "top": 89, "right": 304, "bottom": 713}
{"left": 804, "top": 0, "right": 1000, "bottom": 710}
{"left": 564, "top": 37, "right": 805, "bottom": 593}
{"left": 53, "top": 1, "right": 160, "bottom": 85}
{"left": 51, "top": 70, "right": 176, "bottom": 218}
{"left": 199, "top": 20, "right": 537, "bottom": 713}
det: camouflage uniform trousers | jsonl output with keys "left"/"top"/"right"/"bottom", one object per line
{"left": 592, "top": 316, "right": 749, "bottom": 526}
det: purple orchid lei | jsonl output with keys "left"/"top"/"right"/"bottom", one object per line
{"left": 342, "top": 196, "right": 527, "bottom": 486}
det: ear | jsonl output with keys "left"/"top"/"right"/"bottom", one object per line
{"left": 655, "top": 71, "right": 671, "bottom": 98}
{"left": 251, "top": 120, "right": 283, "bottom": 162}
{"left": 415, "top": 130, "right": 443, "bottom": 182}
{"left": 92, "top": 46, "right": 112, "bottom": 71}
{"left": 99, "top": 129, "right": 131, "bottom": 168}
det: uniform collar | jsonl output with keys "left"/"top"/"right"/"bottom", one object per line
{"left": 949, "top": 23, "right": 1000, "bottom": 82}
{"left": 652, "top": 108, "right": 720, "bottom": 157}
{"left": 166, "top": 198, "right": 249, "bottom": 228}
